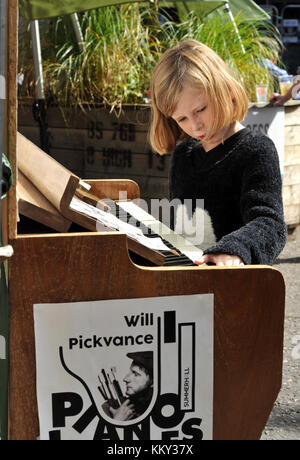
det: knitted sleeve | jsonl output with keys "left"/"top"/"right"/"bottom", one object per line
{"left": 203, "top": 136, "right": 287, "bottom": 265}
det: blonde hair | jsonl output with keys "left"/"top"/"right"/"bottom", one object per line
{"left": 149, "top": 39, "right": 248, "bottom": 154}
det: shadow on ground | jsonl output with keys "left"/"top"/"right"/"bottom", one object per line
{"left": 274, "top": 257, "right": 300, "bottom": 264}
{"left": 264, "top": 403, "right": 300, "bottom": 429}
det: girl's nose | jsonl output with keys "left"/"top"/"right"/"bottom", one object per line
{"left": 191, "top": 115, "right": 202, "bottom": 131}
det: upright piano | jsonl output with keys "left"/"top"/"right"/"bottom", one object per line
{"left": 7, "top": 134, "right": 286, "bottom": 440}
{"left": 2, "top": 0, "right": 285, "bottom": 440}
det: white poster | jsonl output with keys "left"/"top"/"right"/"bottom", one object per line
{"left": 33, "top": 294, "right": 214, "bottom": 441}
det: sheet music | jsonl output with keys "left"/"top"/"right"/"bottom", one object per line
{"left": 117, "top": 201, "right": 157, "bottom": 223}
{"left": 79, "top": 180, "right": 91, "bottom": 191}
{"left": 69, "top": 197, "right": 170, "bottom": 252}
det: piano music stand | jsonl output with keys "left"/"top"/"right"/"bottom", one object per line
{"left": 5, "top": 0, "right": 285, "bottom": 441}
{"left": 16, "top": 132, "right": 165, "bottom": 266}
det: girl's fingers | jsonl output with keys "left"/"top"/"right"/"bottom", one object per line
{"left": 194, "top": 255, "right": 206, "bottom": 265}
{"left": 195, "top": 254, "right": 244, "bottom": 266}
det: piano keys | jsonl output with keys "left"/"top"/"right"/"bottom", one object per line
{"left": 114, "top": 201, "right": 201, "bottom": 266}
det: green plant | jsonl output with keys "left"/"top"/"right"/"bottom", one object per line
{"left": 18, "top": 4, "right": 284, "bottom": 111}
{"left": 19, "top": 5, "right": 165, "bottom": 111}
{"left": 166, "top": 9, "right": 284, "bottom": 102}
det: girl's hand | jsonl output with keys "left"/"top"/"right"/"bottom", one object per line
{"left": 195, "top": 254, "right": 244, "bottom": 266}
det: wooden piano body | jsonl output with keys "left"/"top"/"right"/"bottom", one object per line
{"left": 8, "top": 136, "right": 285, "bottom": 440}
{"left": 4, "top": 2, "right": 285, "bottom": 439}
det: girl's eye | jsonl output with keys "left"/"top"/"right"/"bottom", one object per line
{"left": 178, "top": 117, "right": 186, "bottom": 123}
{"left": 198, "top": 106, "right": 206, "bottom": 112}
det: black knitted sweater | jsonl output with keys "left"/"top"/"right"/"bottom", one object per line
{"left": 169, "top": 127, "right": 287, "bottom": 265}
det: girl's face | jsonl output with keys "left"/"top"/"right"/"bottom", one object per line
{"left": 171, "top": 86, "right": 231, "bottom": 151}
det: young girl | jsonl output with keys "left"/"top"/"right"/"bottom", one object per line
{"left": 149, "top": 39, "right": 287, "bottom": 266}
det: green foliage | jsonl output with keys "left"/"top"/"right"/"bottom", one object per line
{"left": 18, "top": 4, "right": 284, "bottom": 110}
{"left": 166, "top": 10, "right": 284, "bottom": 102}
